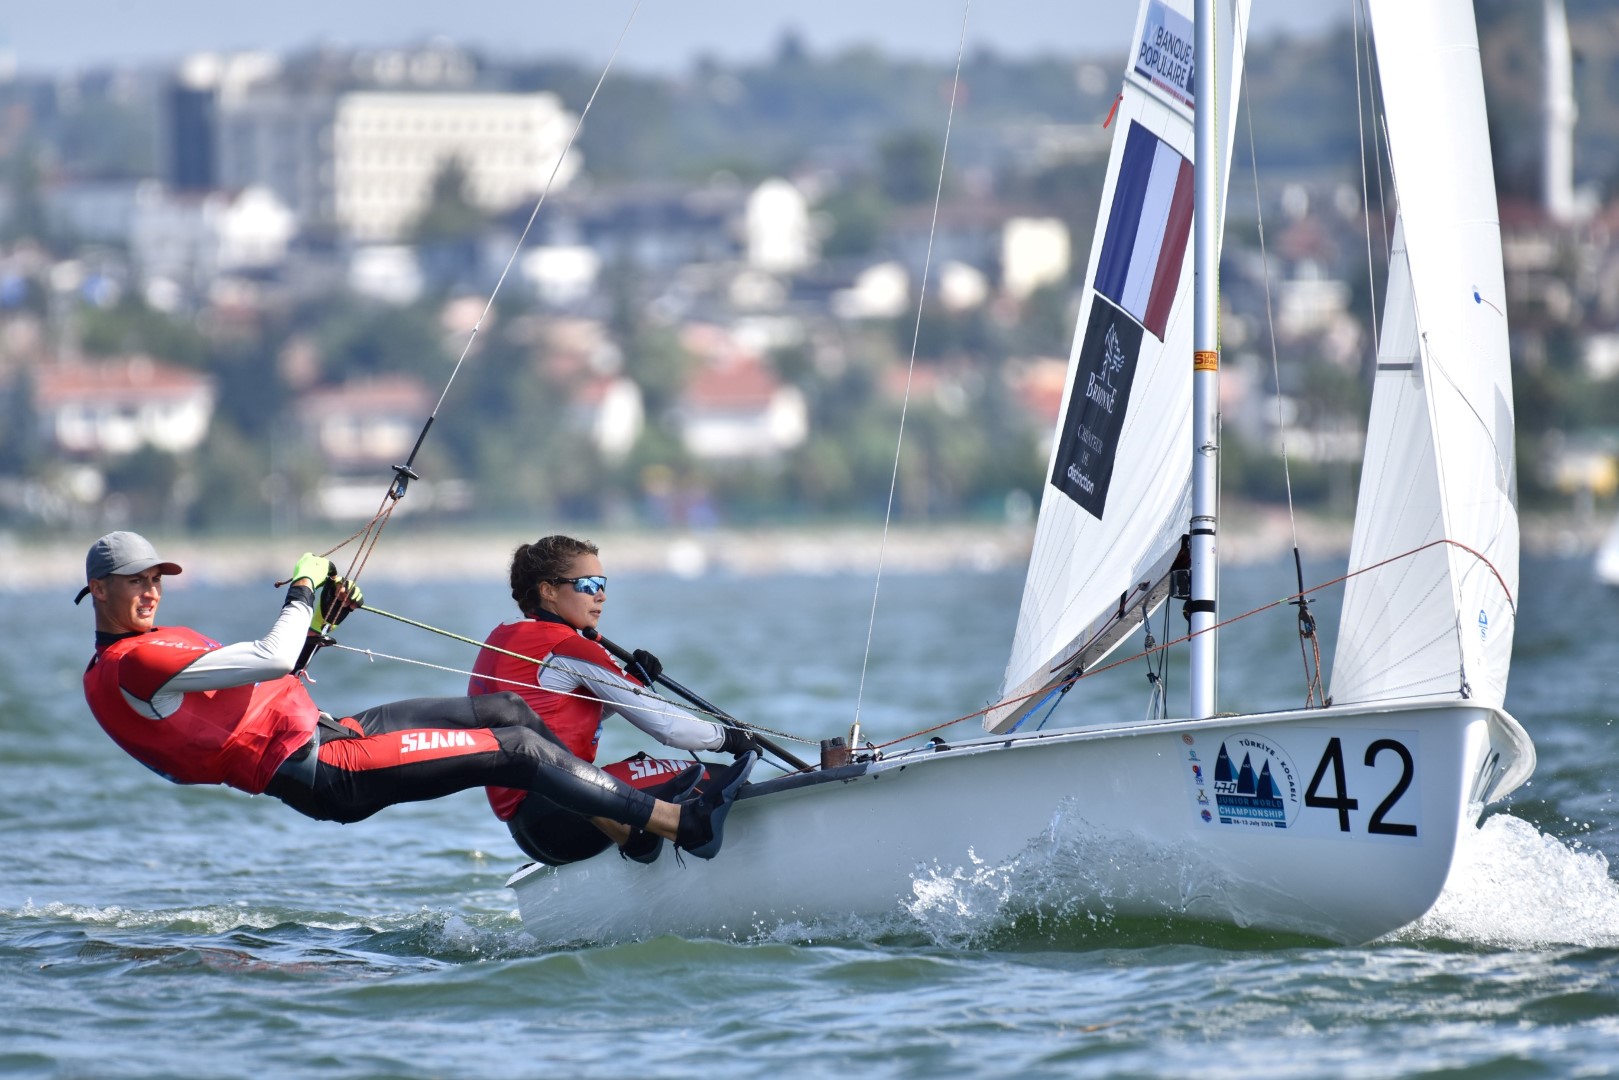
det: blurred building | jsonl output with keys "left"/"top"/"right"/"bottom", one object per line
{"left": 673, "top": 327, "right": 808, "bottom": 463}
{"left": 168, "top": 51, "right": 579, "bottom": 241}
{"left": 331, "top": 91, "right": 579, "bottom": 241}
{"left": 33, "top": 357, "right": 216, "bottom": 457}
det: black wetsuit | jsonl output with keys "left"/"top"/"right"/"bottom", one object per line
{"left": 263, "top": 690, "right": 657, "bottom": 828}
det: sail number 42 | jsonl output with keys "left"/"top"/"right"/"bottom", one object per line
{"left": 1304, "top": 737, "right": 1418, "bottom": 836}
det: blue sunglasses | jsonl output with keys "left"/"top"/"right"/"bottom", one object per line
{"left": 550, "top": 575, "right": 607, "bottom": 596}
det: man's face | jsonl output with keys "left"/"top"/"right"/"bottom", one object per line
{"left": 91, "top": 569, "right": 164, "bottom": 634}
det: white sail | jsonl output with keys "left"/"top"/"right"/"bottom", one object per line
{"left": 1331, "top": 0, "right": 1518, "bottom": 709}
{"left": 992, "top": 0, "right": 1250, "bottom": 731}
{"left": 1597, "top": 514, "right": 1619, "bottom": 587}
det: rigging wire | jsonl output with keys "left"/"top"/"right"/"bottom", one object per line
{"left": 1232, "top": 0, "right": 1299, "bottom": 551}
{"left": 1350, "top": 0, "right": 1384, "bottom": 356}
{"left": 305, "top": 0, "right": 647, "bottom": 611}
{"left": 1357, "top": 0, "right": 1394, "bottom": 272}
{"left": 350, "top": 603, "right": 814, "bottom": 747}
{"left": 849, "top": 0, "right": 972, "bottom": 751}
{"left": 864, "top": 536, "right": 1515, "bottom": 750}
{"left": 1233, "top": 2, "right": 1324, "bottom": 704}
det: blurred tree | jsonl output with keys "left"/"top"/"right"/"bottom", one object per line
{"left": 878, "top": 131, "right": 946, "bottom": 205}
{"left": 102, "top": 445, "right": 182, "bottom": 526}
{"left": 78, "top": 296, "right": 209, "bottom": 367}
{"left": 816, "top": 184, "right": 888, "bottom": 258}
{"left": 0, "top": 143, "right": 53, "bottom": 248}
{"left": 408, "top": 158, "right": 487, "bottom": 245}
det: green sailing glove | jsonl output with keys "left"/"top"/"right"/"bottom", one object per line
{"left": 289, "top": 552, "right": 332, "bottom": 588}
{"left": 314, "top": 576, "right": 364, "bottom": 632}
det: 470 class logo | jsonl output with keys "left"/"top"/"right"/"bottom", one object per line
{"left": 1211, "top": 733, "right": 1300, "bottom": 829}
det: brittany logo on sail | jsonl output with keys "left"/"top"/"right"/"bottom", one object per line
{"left": 1211, "top": 734, "right": 1300, "bottom": 828}
{"left": 1051, "top": 297, "right": 1143, "bottom": 519}
{"left": 1084, "top": 325, "right": 1128, "bottom": 414}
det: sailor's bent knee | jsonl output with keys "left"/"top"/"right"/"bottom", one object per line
{"left": 503, "top": 725, "right": 575, "bottom": 773}
{"left": 475, "top": 690, "right": 541, "bottom": 729}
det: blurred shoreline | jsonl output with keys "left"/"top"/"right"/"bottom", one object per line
{"left": 8, "top": 506, "right": 1609, "bottom": 593}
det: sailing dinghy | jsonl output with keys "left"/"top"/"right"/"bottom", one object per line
{"left": 1596, "top": 514, "right": 1619, "bottom": 587}
{"left": 508, "top": 0, "right": 1532, "bottom": 945}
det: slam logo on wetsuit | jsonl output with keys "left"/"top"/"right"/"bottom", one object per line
{"left": 400, "top": 731, "right": 479, "bottom": 754}
{"left": 1051, "top": 296, "right": 1143, "bottom": 519}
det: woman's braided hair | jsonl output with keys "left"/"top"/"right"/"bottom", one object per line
{"left": 510, "top": 535, "right": 599, "bottom": 617}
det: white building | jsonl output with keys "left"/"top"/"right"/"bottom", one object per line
{"left": 832, "top": 262, "right": 910, "bottom": 321}
{"left": 1001, "top": 217, "right": 1070, "bottom": 300}
{"left": 129, "top": 182, "right": 297, "bottom": 293}
{"left": 214, "top": 77, "right": 579, "bottom": 242}
{"left": 46, "top": 180, "right": 145, "bottom": 244}
{"left": 33, "top": 357, "right": 215, "bottom": 456}
{"left": 569, "top": 375, "right": 644, "bottom": 461}
{"left": 349, "top": 245, "right": 425, "bottom": 305}
{"left": 332, "top": 92, "right": 579, "bottom": 241}
{"left": 745, "top": 178, "right": 813, "bottom": 274}
{"left": 675, "top": 357, "right": 808, "bottom": 462}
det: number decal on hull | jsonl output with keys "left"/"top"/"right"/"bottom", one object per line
{"left": 1303, "top": 736, "right": 1418, "bottom": 837}
{"left": 1364, "top": 739, "right": 1418, "bottom": 837}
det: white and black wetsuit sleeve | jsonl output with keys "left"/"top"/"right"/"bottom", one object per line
{"left": 163, "top": 585, "right": 315, "bottom": 693}
{"left": 540, "top": 653, "right": 727, "bottom": 753}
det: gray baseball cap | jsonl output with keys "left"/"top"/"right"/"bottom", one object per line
{"left": 74, "top": 531, "right": 183, "bottom": 604}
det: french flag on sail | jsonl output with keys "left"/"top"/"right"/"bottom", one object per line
{"left": 1095, "top": 121, "right": 1193, "bottom": 340}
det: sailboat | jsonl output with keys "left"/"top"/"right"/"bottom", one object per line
{"left": 507, "top": 0, "right": 1532, "bottom": 945}
{"left": 1596, "top": 513, "right": 1619, "bottom": 587}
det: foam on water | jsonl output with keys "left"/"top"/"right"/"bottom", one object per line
{"left": 13, "top": 899, "right": 380, "bottom": 934}
{"left": 1397, "top": 813, "right": 1619, "bottom": 948}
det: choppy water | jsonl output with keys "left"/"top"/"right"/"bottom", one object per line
{"left": 5, "top": 549, "right": 1619, "bottom": 1078}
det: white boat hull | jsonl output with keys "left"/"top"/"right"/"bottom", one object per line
{"left": 509, "top": 700, "right": 1533, "bottom": 945}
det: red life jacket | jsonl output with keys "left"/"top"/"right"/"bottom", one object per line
{"left": 469, "top": 618, "right": 636, "bottom": 820}
{"left": 83, "top": 626, "right": 320, "bottom": 795}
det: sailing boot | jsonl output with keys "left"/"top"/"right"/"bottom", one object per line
{"left": 619, "top": 762, "right": 705, "bottom": 865}
{"left": 675, "top": 752, "right": 757, "bottom": 861}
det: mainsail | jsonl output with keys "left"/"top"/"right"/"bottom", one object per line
{"left": 991, "top": 0, "right": 1251, "bottom": 731}
{"left": 1331, "top": 0, "right": 1518, "bottom": 709}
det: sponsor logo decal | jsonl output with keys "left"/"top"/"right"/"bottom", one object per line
{"left": 1134, "top": 0, "right": 1195, "bottom": 109}
{"left": 400, "top": 731, "right": 479, "bottom": 754}
{"left": 627, "top": 756, "right": 688, "bottom": 781}
{"left": 1051, "top": 296, "right": 1143, "bottom": 518}
{"left": 1212, "top": 733, "right": 1300, "bottom": 829}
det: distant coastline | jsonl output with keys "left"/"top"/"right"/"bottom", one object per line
{"left": 11, "top": 506, "right": 1609, "bottom": 593}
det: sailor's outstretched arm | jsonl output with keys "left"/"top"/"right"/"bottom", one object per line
{"left": 163, "top": 584, "right": 315, "bottom": 693}
{"left": 542, "top": 652, "right": 727, "bottom": 752}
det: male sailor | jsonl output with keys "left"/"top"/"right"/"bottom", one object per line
{"left": 77, "top": 531, "right": 754, "bottom": 860}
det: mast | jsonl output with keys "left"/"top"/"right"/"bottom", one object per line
{"left": 1189, "top": 0, "right": 1220, "bottom": 717}
{"left": 1543, "top": 0, "right": 1577, "bottom": 224}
